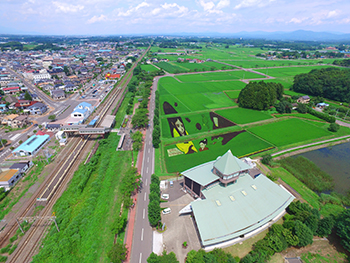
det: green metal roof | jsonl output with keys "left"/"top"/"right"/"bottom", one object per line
{"left": 182, "top": 161, "right": 218, "bottom": 187}
{"left": 191, "top": 173, "right": 294, "bottom": 246}
{"left": 214, "top": 150, "right": 251, "bottom": 175}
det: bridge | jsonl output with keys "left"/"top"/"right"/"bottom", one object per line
{"left": 61, "top": 125, "right": 109, "bottom": 136}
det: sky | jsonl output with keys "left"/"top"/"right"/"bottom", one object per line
{"left": 1, "top": 0, "right": 350, "bottom": 35}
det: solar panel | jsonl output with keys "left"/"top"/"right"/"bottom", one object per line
{"left": 26, "top": 137, "right": 38, "bottom": 146}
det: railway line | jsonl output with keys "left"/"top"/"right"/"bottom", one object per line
{"left": 1, "top": 45, "right": 150, "bottom": 262}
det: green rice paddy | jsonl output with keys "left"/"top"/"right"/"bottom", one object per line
{"left": 224, "top": 90, "right": 241, "bottom": 99}
{"left": 140, "top": 64, "right": 158, "bottom": 72}
{"left": 164, "top": 131, "right": 273, "bottom": 173}
{"left": 176, "top": 70, "right": 264, "bottom": 82}
{"left": 215, "top": 108, "right": 274, "bottom": 124}
{"left": 248, "top": 118, "right": 331, "bottom": 147}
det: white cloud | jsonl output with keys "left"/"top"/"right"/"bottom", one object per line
{"left": 199, "top": 0, "right": 215, "bottom": 11}
{"left": 289, "top": 17, "right": 303, "bottom": 24}
{"left": 87, "top": 14, "right": 108, "bottom": 24}
{"left": 118, "top": 1, "right": 149, "bottom": 17}
{"left": 217, "top": 0, "right": 230, "bottom": 9}
{"left": 234, "top": 0, "right": 275, "bottom": 10}
{"left": 53, "top": 2, "right": 84, "bottom": 13}
{"left": 327, "top": 10, "right": 339, "bottom": 18}
{"left": 151, "top": 3, "right": 189, "bottom": 17}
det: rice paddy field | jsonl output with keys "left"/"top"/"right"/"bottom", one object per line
{"left": 175, "top": 70, "right": 264, "bottom": 82}
{"left": 248, "top": 118, "right": 332, "bottom": 147}
{"left": 215, "top": 108, "right": 274, "bottom": 124}
{"left": 155, "top": 47, "right": 350, "bottom": 174}
{"left": 163, "top": 131, "right": 273, "bottom": 173}
{"left": 225, "top": 59, "right": 319, "bottom": 68}
{"left": 140, "top": 64, "right": 158, "bottom": 72}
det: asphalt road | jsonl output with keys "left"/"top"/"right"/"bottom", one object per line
{"left": 130, "top": 77, "right": 158, "bottom": 263}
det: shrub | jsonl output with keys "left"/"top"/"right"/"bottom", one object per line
{"left": 261, "top": 154, "right": 272, "bottom": 165}
{"left": 328, "top": 122, "right": 340, "bottom": 132}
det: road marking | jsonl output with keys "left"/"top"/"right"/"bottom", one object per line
{"left": 145, "top": 178, "right": 148, "bottom": 186}
{"left": 149, "top": 141, "right": 151, "bottom": 145}
{"left": 139, "top": 253, "right": 142, "bottom": 263}
{"left": 148, "top": 148, "right": 150, "bottom": 153}
{"left": 146, "top": 167, "right": 149, "bottom": 173}
{"left": 144, "top": 192, "right": 147, "bottom": 201}
{"left": 143, "top": 208, "right": 145, "bottom": 219}
{"left": 141, "top": 228, "right": 144, "bottom": 241}
{"left": 147, "top": 157, "right": 149, "bottom": 162}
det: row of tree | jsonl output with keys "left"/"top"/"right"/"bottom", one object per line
{"left": 148, "top": 174, "right": 161, "bottom": 227}
{"left": 152, "top": 91, "right": 161, "bottom": 148}
{"left": 238, "top": 81, "right": 284, "bottom": 110}
{"left": 241, "top": 201, "right": 334, "bottom": 263}
{"left": 333, "top": 58, "right": 350, "bottom": 67}
{"left": 292, "top": 67, "right": 350, "bottom": 102}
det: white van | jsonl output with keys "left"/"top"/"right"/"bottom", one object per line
{"left": 162, "top": 208, "right": 171, "bottom": 215}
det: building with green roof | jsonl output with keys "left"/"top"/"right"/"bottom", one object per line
{"left": 182, "top": 150, "right": 294, "bottom": 248}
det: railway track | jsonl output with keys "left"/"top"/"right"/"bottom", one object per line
{"left": 3, "top": 45, "right": 150, "bottom": 262}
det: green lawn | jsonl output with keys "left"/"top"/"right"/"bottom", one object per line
{"left": 215, "top": 108, "right": 273, "bottom": 124}
{"left": 164, "top": 131, "right": 273, "bottom": 173}
{"left": 175, "top": 70, "right": 264, "bottom": 82}
{"left": 248, "top": 118, "right": 332, "bottom": 147}
{"left": 140, "top": 64, "right": 158, "bottom": 72}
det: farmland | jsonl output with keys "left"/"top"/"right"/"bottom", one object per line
{"left": 215, "top": 108, "right": 273, "bottom": 124}
{"left": 164, "top": 131, "right": 273, "bottom": 173}
{"left": 156, "top": 47, "right": 350, "bottom": 175}
{"left": 155, "top": 61, "right": 235, "bottom": 73}
{"left": 175, "top": 70, "right": 265, "bottom": 82}
{"left": 248, "top": 118, "right": 332, "bottom": 147}
{"left": 140, "top": 64, "right": 158, "bottom": 72}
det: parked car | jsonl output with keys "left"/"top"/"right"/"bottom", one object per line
{"left": 169, "top": 181, "right": 174, "bottom": 188}
{"left": 162, "top": 208, "right": 171, "bottom": 215}
{"left": 161, "top": 194, "right": 169, "bottom": 200}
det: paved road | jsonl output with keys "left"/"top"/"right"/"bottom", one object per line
{"left": 130, "top": 77, "right": 158, "bottom": 263}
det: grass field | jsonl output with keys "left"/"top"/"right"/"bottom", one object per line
{"left": 248, "top": 118, "right": 332, "bottom": 147}
{"left": 156, "top": 61, "right": 186, "bottom": 73}
{"left": 140, "top": 64, "right": 158, "bottom": 72}
{"left": 225, "top": 59, "right": 320, "bottom": 68}
{"left": 215, "top": 107, "right": 274, "bottom": 124}
{"left": 175, "top": 70, "right": 264, "bottom": 82}
{"left": 164, "top": 131, "right": 273, "bottom": 173}
{"left": 177, "top": 61, "right": 235, "bottom": 71}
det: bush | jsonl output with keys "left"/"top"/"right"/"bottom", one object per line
{"left": 0, "top": 256, "right": 7, "bottom": 262}
{"left": 9, "top": 234, "right": 18, "bottom": 242}
{"left": 328, "top": 122, "right": 340, "bottom": 132}
{"left": 261, "top": 154, "right": 272, "bottom": 165}
{"left": 308, "top": 108, "right": 335, "bottom": 123}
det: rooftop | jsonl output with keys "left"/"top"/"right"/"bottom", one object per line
{"left": 0, "top": 169, "right": 18, "bottom": 182}
{"left": 12, "top": 134, "right": 50, "bottom": 154}
{"left": 214, "top": 150, "right": 251, "bottom": 176}
{"left": 191, "top": 173, "right": 294, "bottom": 246}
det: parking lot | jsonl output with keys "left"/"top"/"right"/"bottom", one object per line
{"left": 160, "top": 179, "right": 202, "bottom": 262}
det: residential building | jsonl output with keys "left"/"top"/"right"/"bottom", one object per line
{"left": 0, "top": 169, "right": 21, "bottom": 191}
{"left": 0, "top": 104, "right": 7, "bottom": 113}
{"left": 26, "top": 102, "right": 47, "bottom": 115}
{"left": 9, "top": 161, "right": 33, "bottom": 175}
{"left": 297, "top": 95, "right": 310, "bottom": 104}
{"left": 1, "top": 114, "right": 19, "bottom": 126}
{"left": 51, "top": 89, "right": 66, "bottom": 100}
{"left": 11, "top": 115, "right": 28, "bottom": 128}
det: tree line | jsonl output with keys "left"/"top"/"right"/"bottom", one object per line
{"left": 292, "top": 67, "right": 350, "bottom": 103}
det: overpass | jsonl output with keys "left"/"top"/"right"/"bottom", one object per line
{"left": 61, "top": 125, "right": 110, "bottom": 136}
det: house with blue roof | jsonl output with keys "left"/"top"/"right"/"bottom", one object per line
{"left": 0, "top": 104, "right": 8, "bottom": 113}
{"left": 12, "top": 134, "right": 50, "bottom": 157}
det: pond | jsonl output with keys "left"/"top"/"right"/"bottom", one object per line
{"left": 299, "top": 142, "right": 350, "bottom": 194}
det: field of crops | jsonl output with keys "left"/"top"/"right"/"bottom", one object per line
{"left": 274, "top": 113, "right": 325, "bottom": 121}
{"left": 215, "top": 107, "right": 274, "bottom": 124}
{"left": 164, "top": 131, "right": 273, "bottom": 173}
{"left": 178, "top": 61, "right": 235, "bottom": 71}
{"left": 255, "top": 65, "right": 335, "bottom": 77}
{"left": 156, "top": 62, "right": 186, "bottom": 73}
{"left": 176, "top": 70, "right": 264, "bottom": 82}
{"left": 248, "top": 118, "right": 331, "bottom": 147}
{"left": 225, "top": 59, "right": 319, "bottom": 68}
{"left": 224, "top": 90, "right": 241, "bottom": 99}
{"left": 140, "top": 64, "right": 158, "bottom": 72}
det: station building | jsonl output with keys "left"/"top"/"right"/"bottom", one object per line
{"left": 182, "top": 150, "right": 294, "bottom": 249}
{"left": 12, "top": 134, "right": 50, "bottom": 157}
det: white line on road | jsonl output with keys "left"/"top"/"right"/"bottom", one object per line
{"left": 139, "top": 253, "right": 142, "bottom": 263}
{"left": 146, "top": 167, "right": 149, "bottom": 173}
{"left": 148, "top": 148, "right": 150, "bottom": 153}
{"left": 145, "top": 178, "right": 148, "bottom": 186}
{"left": 144, "top": 192, "right": 147, "bottom": 201}
{"left": 147, "top": 157, "right": 149, "bottom": 162}
{"left": 143, "top": 208, "right": 145, "bottom": 219}
{"left": 141, "top": 228, "right": 144, "bottom": 241}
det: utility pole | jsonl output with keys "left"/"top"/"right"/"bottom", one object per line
{"left": 16, "top": 218, "right": 24, "bottom": 234}
{"left": 53, "top": 217, "right": 60, "bottom": 232}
